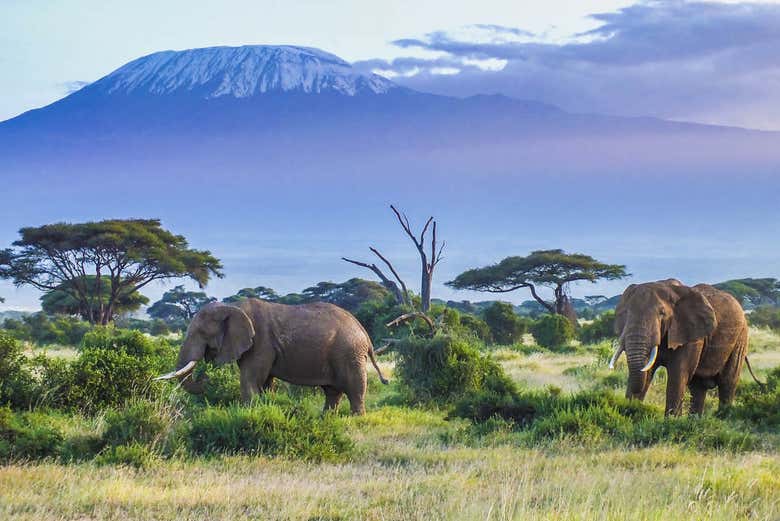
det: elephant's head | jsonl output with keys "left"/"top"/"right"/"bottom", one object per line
{"left": 611, "top": 279, "right": 716, "bottom": 400}
{"left": 155, "top": 302, "right": 255, "bottom": 393}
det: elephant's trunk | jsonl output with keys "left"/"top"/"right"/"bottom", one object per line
{"left": 624, "top": 332, "right": 653, "bottom": 400}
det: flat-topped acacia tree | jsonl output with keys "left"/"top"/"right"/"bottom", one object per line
{"left": 447, "top": 249, "right": 628, "bottom": 325}
{"left": 0, "top": 219, "right": 223, "bottom": 325}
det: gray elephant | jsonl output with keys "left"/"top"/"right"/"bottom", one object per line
{"left": 610, "top": 279, "right": 750, "bottom": 415}
{"left": 156, "top": 299, "right": 388, "bottom": 414}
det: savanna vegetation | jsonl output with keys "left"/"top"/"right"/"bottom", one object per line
{"left": 0, "top": 217, "right": 779, "bottom": 520}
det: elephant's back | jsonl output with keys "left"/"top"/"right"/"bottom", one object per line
{"left": 694, "top": 284, "right": 747, "bottom": 329}
{"left": 262, "top": 300, "right": 371, "bottom": 352}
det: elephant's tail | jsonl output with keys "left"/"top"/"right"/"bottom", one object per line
{"left": 368, "top": 344, "right": 389, "bottom": 385}
{"left": 744, "top": 357, "right": 766, "bottom": 389}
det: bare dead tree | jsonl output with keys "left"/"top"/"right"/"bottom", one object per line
{"left": 342, "top": 247, "right": 410, "bottom": 306}
{"left": 389, "top": 205, "right": 444, "bottom": 313}
{"left": 342, "top": 205, "right": 444, "bottom": 340}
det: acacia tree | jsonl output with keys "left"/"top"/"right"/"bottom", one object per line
{"left": 447, "top": 250, "right": 627, "bottom": 324}
{"left": 0, "top": 219, "right": 223, "bottom": 325}
{"left": 222, "top": 286, "right": 280, "bottom": 303}
{"left": 343, "top": 205, "right": 444, "bottom": 313}
{"left": 148, "top": 285, "right": 215, "bottom": 325}
{"left": 41, "top": 276, "right": 149, "bottom": 321}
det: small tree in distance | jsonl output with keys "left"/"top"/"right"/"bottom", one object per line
{"left": 447, "top": 250, "right": 628, "bottom": 325}
{"left": 0, "top": 219, "right": 223, "bottom": 325}
{"left": 148, "top": 285, "right": 216, "bottom": 327}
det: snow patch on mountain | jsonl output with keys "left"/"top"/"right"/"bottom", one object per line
{"left": 93, "top": 45, "right": 399, "bottom": 97}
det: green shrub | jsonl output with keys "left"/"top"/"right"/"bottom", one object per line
{"left": 482, "top": 302, "right": 527, "bottom": 345}
{"left": 190, "top": 364, "right": 242, "bottom": 406}
{"left": 65, "top": 348, "right": 156, "bottom": 413}
{"left": 580, "top": 311, "right": 616, "bottom": 344}
{"left": 59, "top": 433, "right": 105, "bottom": 462}
{"left": 726, "top": 367, "right": 780, "bottom": 429}
{"left": 82, "top": 327, "right": 156, "bottom": 357}
{"left": 186, "top": 395, "right": 352, "bottom": 461}
{"left": 1, "top": 313, "right": 91, "bottom": 346}
{"left": 748, "top": 306, "right": 780, "bottom": 330}
{"left": 0, "top": 332, "right": 37, "bottom": 409}
{"left": 531, "top": 314, "right": 575, "bottom": 349}
{"left": 95, "top": 443, "right": 155, "bottom": 468}
{"left": 102, "top": 401, "right": 168, "bottom": 448}
{"left": 458, "top": 314, "right": 492, "bottom": 343}
{"left": 0, "top": 407, "right": 63, "bottom": 461}
{"left": 450, "top": 388, "right": 755, "bottom": 450}
{"left": 394, "top": 333, "right": 512, "bottom": 403}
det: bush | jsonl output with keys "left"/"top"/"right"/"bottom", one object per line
{"left": 531, "top": 314, "right": 575, "bottom": 349}
{"left": 1, "top": 313, "right": 91, "bottom": 346}
{"left": 0, "top": 407, "right": 63, "bottom": 461}
{"left": 193, "top": 364, "right": 242, "bottom": 406}
{"left": 65, "top": 349, "right": 157, "bottom": 413}
{"left": 748, "top": 306, "right": 780, "bottom": 331}
{"left": 82, "top": 327, "right": 157, "bottom": 357}
{"left": 0, "top": 332, "right": 37, "bottom": 409}
{"left": 394, "top": 333, "right": 512, "bottom": 403}
{"left": 580, "top": 311, "right": 616, "bottom": 344}
{"left": 726, "top": 367, "right": 780, "bottom": 429}
{"left": 95, "top": 443, "right": 155, "bottom": 468}
{"left": 458, "top": 314, "right": 492, "bottom": 343}
{"left": 59, "top": 433, "right": 105, "bottom": 462}
{"left": 482, "top": 302, "right": 527, "bottom": 345}
{"left": 450, "top": 388, "right": 755, "bottom": 450}
{"left": 186, "top": 394, "right": 352, "bottom": 461}
{"left": 102, "top": 401, "right": 168, "bottom": 448}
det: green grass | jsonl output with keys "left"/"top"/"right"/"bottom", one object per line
{"left": 0, "top": 328, "right": 778, "bottom": 520}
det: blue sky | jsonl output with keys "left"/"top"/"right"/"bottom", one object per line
{"left": 4, "top": 1, "right": 780, "bottom": 128}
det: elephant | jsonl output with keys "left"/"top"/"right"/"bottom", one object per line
{"left": 610, "top": 279, "right": 751, "bottom": 415}
{"left": 156, "top": 299, "right": 388, "bottom": 414}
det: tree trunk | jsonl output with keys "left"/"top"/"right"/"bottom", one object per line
{"left": 421, "top": 262, "right": 432, "bottom": 312}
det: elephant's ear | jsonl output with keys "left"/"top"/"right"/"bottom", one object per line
{"left": 614, "top": 284, "right": 638, "bottom": 336}
{"left": 669, "top": 289, "right": 716, "bottom": 349}
{"left": 205, "top": 305, "right": 255, "bottom": 365}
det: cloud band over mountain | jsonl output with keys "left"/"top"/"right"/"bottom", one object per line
{"left": 356, "top": 1, "right": 780, "bottom": 130}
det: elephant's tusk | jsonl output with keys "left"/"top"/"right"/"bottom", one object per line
{"left": 640, "top": 345, "right": 658, "bottom": 372}
{"left": 154, "top": 360, "right": 197, "bottom": 381}
{"left": 608, "top": 342, "right": 624, "bottom": 370}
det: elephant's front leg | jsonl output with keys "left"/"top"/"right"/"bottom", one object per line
{"left": 238, "top": 348, "right": 275, "bottom": 403}
{"left": 665, "top": 341, "right": 704, "bottom": 416}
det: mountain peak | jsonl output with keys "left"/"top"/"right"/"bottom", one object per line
{"left": 89, "top": 45, "right": 399, "bottom": 98}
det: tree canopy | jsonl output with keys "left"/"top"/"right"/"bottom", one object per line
{"left": 148, "top": 285, "right": 215, "bottom": 327}
{"left": 0, "top": 219, "right": 223, "bottom": 325}
{"left": 714, "top": 278, "right": 780, "bottom": 309}
{"left": 222, "top": 286, "right": 280, "bottom": 303}
{"left": 447, "top": 249, "right": 627, "bottom": 322}
{"left": 41, "top": 276, "right": 148, "bottom": 321}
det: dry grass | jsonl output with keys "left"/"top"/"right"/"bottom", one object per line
{"left": 1, "top": 328, "right": 778, "bottom": 520}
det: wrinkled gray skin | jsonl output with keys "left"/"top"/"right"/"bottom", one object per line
{"left": 170, "top": 299, "right": 388, "bottom": 415}
{"left": 613, "top": 279, "right": 749, "bottom": 415}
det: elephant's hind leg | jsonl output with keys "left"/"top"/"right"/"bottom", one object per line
{"left": 716, "top": 338, "right": 747, "bottom": 410}
{"left": 344, "top": 366, "right": 367, "bottom": 415}
{"left": 322, "top": 386, "right": 343, "bottom": 413}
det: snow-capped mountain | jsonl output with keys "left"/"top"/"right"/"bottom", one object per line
{"left": 87, "top": 45, "right": 399, "bottom": 98}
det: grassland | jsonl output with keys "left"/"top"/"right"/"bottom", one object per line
{"left": 1, "top": 327, "right": 779, "bottom": 520}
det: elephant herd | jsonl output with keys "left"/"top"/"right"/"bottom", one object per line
{"left": 157, "top": 279, "right": 754, "bottom": 416}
